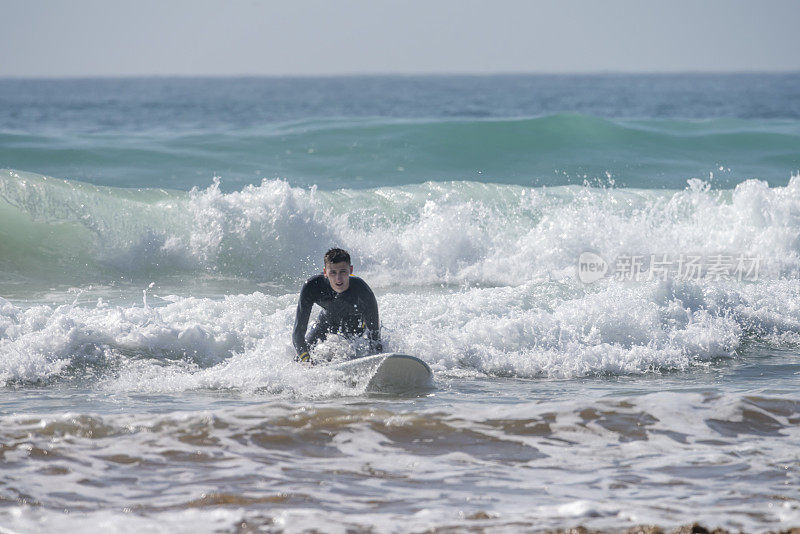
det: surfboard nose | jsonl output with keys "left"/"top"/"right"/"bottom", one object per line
{"left": 365, "top": 353, "right": 434, "bottom": 393}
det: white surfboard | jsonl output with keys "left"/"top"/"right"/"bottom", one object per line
{"left": 326, "top": 353, "right": 433, "bottom": 393}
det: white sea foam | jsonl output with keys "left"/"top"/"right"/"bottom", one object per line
{"left": 4, "top": 170, "right": 800, "bottom": 288}
{"left": 1, "top": 275, "right": 800, "bottom": 389}
{"left": 187, "top": 170, "right": 800, "bottom": 287}
{"left": 0, "top": 507, "right": 245, "bottom": 534}
{"left": 3, "top": 171, "right": 800, "bottom": 387}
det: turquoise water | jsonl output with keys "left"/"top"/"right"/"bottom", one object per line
{"left": 3, "top": 114, "right": 799, "bottom": 191}
{"left": 2, "top": 75, "right": 799, "bottom": 191}
{"left": 1, "top": 74, "right": 800, "bottom": 533}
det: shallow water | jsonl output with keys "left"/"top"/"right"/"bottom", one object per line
{"left": 2, "top": 351, "right": 799, "bottom": 533}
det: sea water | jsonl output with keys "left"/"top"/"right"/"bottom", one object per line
{"left": 1, "top": 74, "right": 799, "bottom": 533}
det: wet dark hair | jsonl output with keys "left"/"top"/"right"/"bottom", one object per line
{"left": 324, "top": 248, "right": 351, "bottom": 266}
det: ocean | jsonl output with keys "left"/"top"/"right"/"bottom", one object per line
{"left": 1, "top": 73, "right": 799, "bottom": 533}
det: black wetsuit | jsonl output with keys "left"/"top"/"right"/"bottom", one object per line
{"left": 292, "top": 274, "right": 382, "bottom": 357}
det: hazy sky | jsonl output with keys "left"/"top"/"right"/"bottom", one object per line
{"left": 2, "top": 0, "right": 799, "bottom": 77}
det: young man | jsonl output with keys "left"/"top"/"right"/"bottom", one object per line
{"left": 293, "top": 248, "right": 382, "bottom": 363}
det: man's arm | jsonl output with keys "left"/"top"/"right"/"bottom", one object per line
{"left": 362, "top": 284, "right": 382, "bottom": 354}
{"left": 292, "top": 281, "right": 315, "bottom": 358}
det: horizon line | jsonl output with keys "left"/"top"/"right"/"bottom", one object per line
{"left": 2, "top": 69, "right": 799, "bottom": 81}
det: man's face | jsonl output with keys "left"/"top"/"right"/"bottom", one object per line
{"left": 324, "top": 261, "right": 353, "bottom": 293}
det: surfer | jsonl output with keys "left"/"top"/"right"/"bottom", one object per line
{"left": 293, "top": 248, "right": 382, "bottom": 364}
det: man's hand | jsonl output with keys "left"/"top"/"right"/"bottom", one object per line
{"left": 295, "top": 351, "right": 314, "bottom": 365}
